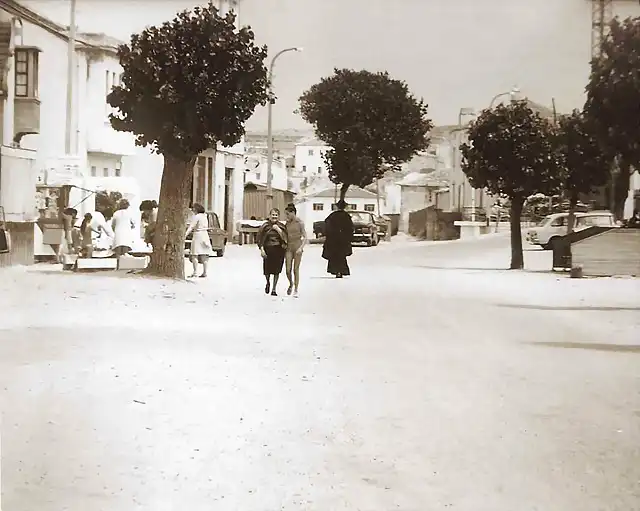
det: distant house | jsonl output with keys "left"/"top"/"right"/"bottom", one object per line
{"left": 396, "top": 170, "right": 449, "bottom": 233}
{"left": 294, "top": 138, "right": 330, "bottom": 178}
{"left": 296, "top": 186, "right": 378, "bottom": 236}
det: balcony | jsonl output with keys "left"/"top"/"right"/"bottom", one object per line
{"left": 14, "top": 96, "right": 40, "bottom": 140}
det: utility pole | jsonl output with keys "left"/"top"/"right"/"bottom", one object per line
{"left": 376, "top": 178, "right": 381, "bottom": 216}
{"left": 65, "top": 0, "right": 76, "bottom": 155}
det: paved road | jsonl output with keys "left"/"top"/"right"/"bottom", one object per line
{"left": 1, "top": 235, "right": 639, "bottom": 510}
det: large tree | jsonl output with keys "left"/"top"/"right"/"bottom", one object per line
{"left": 555, "top": 109, "right": 610, "bottom": 232}
{"left": 584, "top": 16, "right": 640, "bottom": 219}
{"left": 460, "top": 101, "right": 563, "bottom": 269}
{"left": 108, "top": 3, "right": 270, "bottom": 278}
{"left": 298, "top": 69, "right": 432, "bottom": 199}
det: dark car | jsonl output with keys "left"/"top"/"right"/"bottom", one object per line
{"left": 185, "top": 212, "right": 227, "bottom": 257}
{"left": 314, "top": 211, "right": 380, "bottom": 246}
{"left": 349, "top": 211, "right": 379, "bottom": 246}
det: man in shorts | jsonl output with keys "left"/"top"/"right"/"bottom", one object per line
{"left": 284, "top": 203, "right": 307, "bottom": 297}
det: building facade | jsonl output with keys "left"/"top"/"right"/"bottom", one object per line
{"left": 294, "top": 138, "right": 330, "bottom": 177}
{"left": 0, "top": 1, "right": 161, "bottom": 265}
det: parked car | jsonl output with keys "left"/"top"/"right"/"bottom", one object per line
{"left": 312, "top": 210, "right": 380, "bottom": 246}
{"left": 349, "top": 211, "right": 379, "bottom": 246}
{"left": 374, "top": 215, "right": 390, "bottom": 239}
{"left": 185, "top": 211, "right": 227, "bottom": 257}
{"left": 526, "top": 210, "right": 616, "bottom": 250}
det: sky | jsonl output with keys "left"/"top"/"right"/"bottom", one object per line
{"left": 21, "top": 0, "right": 640, "bottom": 132}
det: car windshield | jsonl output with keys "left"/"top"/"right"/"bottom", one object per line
{"left": 349, "top": 212, "right": 371, "bottom": 223}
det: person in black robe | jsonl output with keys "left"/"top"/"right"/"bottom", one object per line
{"left": 322, "top": 199, "right": 354, "bottom": 278}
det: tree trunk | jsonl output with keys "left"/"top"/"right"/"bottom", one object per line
{"left": 509, "top": 196, "right": 524, "bottom": 270}
{"left": 566, "top": 191, "right": 578, "bottom": 234}
{"left": 146, "top": 155, "right": 196, "bottom": 279}
{"left": 339, "top": 183, "right": 350, "bottom": 202}
{"left": 613, "top": 160, "right": 631, "bottom": 221}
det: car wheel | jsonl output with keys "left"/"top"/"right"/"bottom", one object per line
{"left": 373, "top": 234, "right": 379, "bottom": 246}
{"left": 366, "top": 237, "right": 372, "bottom": 247}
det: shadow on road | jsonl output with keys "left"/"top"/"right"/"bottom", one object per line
{"left": 415, "top": 265, "right": 551, "bottom": 273}
{"left": 530, "top": 341, "right": 640, "bottom": 353}
{"left": 496, "top": 304, "right": 640, "bottom": 312}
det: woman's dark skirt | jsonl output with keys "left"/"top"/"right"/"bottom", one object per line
{"left": 327, "top": 256, "right": 350, "bottom": 276}
{"left": 263, "top": 245, "right": 285, "bottom": 275}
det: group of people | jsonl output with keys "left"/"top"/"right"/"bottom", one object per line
{"left": 254, "top": 199, "right": 355, "bottom": 297}
{"left": 60, "top": 199, "right": 139, "bottom": 261}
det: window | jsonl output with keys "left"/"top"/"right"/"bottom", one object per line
{"left": 115, "top": 166, "right": 121, "bottom": 177}
{"left": 105, "top": 70, "right": 111, "bottom": 95}
{"left": 302, "top": 165, "right": 307, "bottom": 172}
{"left": 308, "top": 149, "right": 314, "bottom": 156}
{"left": 317, "top": 167, "right": 322, "bottom": 174}
{"left": 348, "top": 204, "right": 357, "bottom": 210}
{"left": 550, "top": 217, "right": 566, "bottom": 227}
{"left": 255, "top": 172, "right": 261, "bottom": 180}
{"left": 312, "top": 203, "right": 324, "bottom": 211}
{"left": 364, "top": 204, "right": 375, "bottom": 212}
{"left": 14, "top": 48, "right": 39, "bottom": 98}
{"left": 103, "top": 168, "right": 109, "bottom": 177}
{"left": 90, "top": 166, "right": 97, "bottom": 177}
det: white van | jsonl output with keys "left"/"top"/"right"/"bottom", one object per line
{"left": 526, "top": 211, "right": 616, "bottom": 249}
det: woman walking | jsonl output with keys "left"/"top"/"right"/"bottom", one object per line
{"left": 322, "top": 199, "right": 354, "bottom": 278}
{"left": 257, "top": 208, "right": 288, "bottom": 296}
{"left": 111, "top": 199, "right": 136, "bottom": 257}
{"left": 284, "top": 203, "right": 307, "bottom": 297}
{"left": 185, "top": 203, "right": 213, "bottom": 278}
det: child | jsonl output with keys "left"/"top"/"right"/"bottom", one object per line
{"left": 80, "top": 213, "right": 96, "bottom": 258}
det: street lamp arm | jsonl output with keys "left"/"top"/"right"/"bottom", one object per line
{"left": 269, "top": 47, "right": 303, "bottom": 76}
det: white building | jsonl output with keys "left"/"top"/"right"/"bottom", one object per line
{"left": 294, "top": 138, "right": 330, "bottom": 177}
{"left": 0, "top": 1, "right": 163, "bottom": 264}
{"left": 243, "top": 153, "right": 289, "bottom": 191}
{"left": 296, "top": 186, "right": 379, "bottom": 236}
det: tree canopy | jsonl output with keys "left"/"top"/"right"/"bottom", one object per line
{"left": 460, "top": 100, "right": 562, "bottom": 268}
{"left": 585, "top": 16, "right": 640, "bottom": 168}
{"left": 555, "top": 109, "right": 609, "bottom": 203}
{"left": 108, "top": 3, "right": 271, "bottom": 162}
{"left": 299, "top": 68, "right": 432, "bottom": 198}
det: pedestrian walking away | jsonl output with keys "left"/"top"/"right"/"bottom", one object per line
{"left": 322, "top": 199, "right": 354, "bottom": 278}
{"left": 257, "top": 208, "right": 288, "bottom": 296}
{"left": 185, "top": 203, "right": 213, "bottom": 278}
{"left": 284, "top": 203, "right": 307, "bottom": 297}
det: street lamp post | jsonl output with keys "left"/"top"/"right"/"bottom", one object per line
{"left": 265, "top": 46, "right": 302, "bottom": 214}
{"left": 65, "top": 0, "right": 77, "bottom": 155}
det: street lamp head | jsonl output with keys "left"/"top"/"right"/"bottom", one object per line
{"left": 294, "top": 47, "right": 304, "bottom": 52}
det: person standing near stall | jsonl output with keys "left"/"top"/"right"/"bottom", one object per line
{"left": 111, "top": 199, "right": 136, "bottom": 257}
{"left": 257, "top": 208, "right": 288, "bottom": 296}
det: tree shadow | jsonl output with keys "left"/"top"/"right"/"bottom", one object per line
{"left": 415, "top": 265, "right": 551, "bottom": 273}
{"left": 496, "top": 304, "right": 640, "bottom": 312}
{"left": 529, "top": 341, "right": 640, "bottom": 353}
